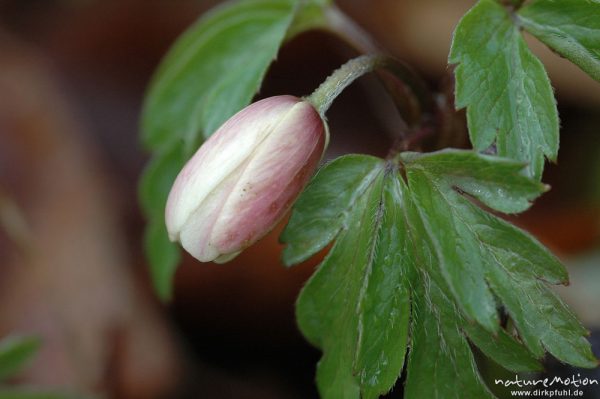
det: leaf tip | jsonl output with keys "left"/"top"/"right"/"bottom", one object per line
{"left": 280, "top": 246, "right": 301, "bottom": 268}
{"left": 541, "top": 183, "right": 551, "bottom": 193}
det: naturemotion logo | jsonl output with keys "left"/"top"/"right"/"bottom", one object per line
{"left": 495, "top": 374, "right": 598, "bottom": 397}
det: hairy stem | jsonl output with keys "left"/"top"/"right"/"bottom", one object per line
{"left": 312, "top": 6, "right": 436, "bottom": 149}
{"left": 306, "top": 54, "right": 388, "bottom": 116}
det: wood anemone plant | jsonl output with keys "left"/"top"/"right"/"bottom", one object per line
{"left": 139, "top": 0, "right": 600, "bottom": 398}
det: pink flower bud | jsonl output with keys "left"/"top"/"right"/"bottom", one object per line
{"left": 165, "top": 95, "right": 327, "bottom": 263}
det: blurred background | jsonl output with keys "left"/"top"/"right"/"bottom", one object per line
{"left": 0, "top": 0, "right": 599, "bottom": 398}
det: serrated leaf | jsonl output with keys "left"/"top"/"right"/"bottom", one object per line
{"left": 142, "top": 0, "right": 297, "bottom": 151}
{"left": 404, "top": 279, "right": 494, "bottom": 399}
{"left": 400, "top": 151, "right": 546, "bottom": 213}
{"left": 402, "top": 150, "right": 595, "bottom": 368}
{"left": 280, "top": 155, "right": 383, "bottom": 265}
{"left": 519, "top": 0, "right": 600, "bottom": 82}
{"left": 285, "top": 155, "right": 412, "bottom": 398}
{"left": 407, "top": 167, "right": 500, "bottom": 332}
{"left": 465, "top": 322, "right": 543, "bottom": 373}
{"left": 449, "top": 0, "right": 559, "bottom": 179}
{"left": 403, "top": 151, "right": 548, "bottom": 331}
{"left": 482, "top": 243, "right": 595, "bottom": 367}
{"left": 0, "top": 336, "right": 40, "bottom": 381}
{"left": 283, "top": 149, "right": 595, "bottom": 399}
{"left": 139, "top": 0, "right": 331, "bottom": 300}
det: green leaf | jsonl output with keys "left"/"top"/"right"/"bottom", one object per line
{"left": 519, "top": 0, "right": 600, "bottom": 82}
{"left": 404, "top": 279, "right": 494, "bottom": 399}
{"left": 449, "top": 0, "right": 559, "bottom": 179}
{"left": 285, "top": 155, "right": 412, "bottom": 399}
{"left": 481, "top": 235, "right": 595, "bottom": 367}
{"left": 142, "top": 0, "right": 297, "bottom": 151}
{"left": 283, "top": 149, "right": 595, "bottom": 398}
{"left": 139, "top": 143, "right": 185, "bottom": 218}
{"left": 402, "top": 150, "right": 595, "bottom": 368}
{"left": 139, "top": 0, "right": 331, "bottom": 300}
{"left": 403, "top": 151, "right": 548, "bottom": 332}
{"left": 281, "top": 155, "right": 384, "bottom": 265}
{"left": 139, "top": 143, "right": 185, "bottom": 301}
{"left": 144, "top": 218, "right": 181, "bottom": 301}
{"left": 399, "top": 151, "right": 546, "bottom": 214}
{"left": 464, "top": 323, "right": 543, "bottom": 373}
{"left": 0, "top": 336, "right": 40, "bottom": 381}
{"left": 406, "top": 165, "right": 500, "bottom": 332}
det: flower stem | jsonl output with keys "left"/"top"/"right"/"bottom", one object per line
{"left": 306, "top": 54, "right": 390, "bottom": 116}
{"left": 306, "top": 54, "right": 433, "bottom": 130}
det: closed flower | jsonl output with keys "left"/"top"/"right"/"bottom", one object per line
{"left": 165, "top": 95, "right": 327, "bottom": 263}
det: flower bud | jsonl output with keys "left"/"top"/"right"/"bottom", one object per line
{"left": 165, "top": 95, "right": 327, "bottom": 263}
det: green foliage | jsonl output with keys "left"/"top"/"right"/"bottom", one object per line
{"left": 138, "top": 0, "right": 600, "bottom": 396}
{"left": 519, "top": 0, "right": 600, "bottom": 82}
{"left": 450, "top": 0, "right": 558, "bottom": 180}
{"left": 282, "top": 150, "right": 595, "bottom": 399}
{"left": 142, "top": 0, "right": 297, "bottom": 150}
{"left": 0, "top": 336, "right": 40, "bottom": 381}
{"left": 283, "top": 155, "right": 412, "bottom": 398}
{"left": 139, "top": 0, "right": 330, "bottom": 300}
{"left": 0, "top": 336, "right": 73, "bottom": 399}
{"left": 139, "top": 143, "right": 185, "bottom": 300}
{"left": 404, "top": 279, "right": 495, "bottom": 399}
